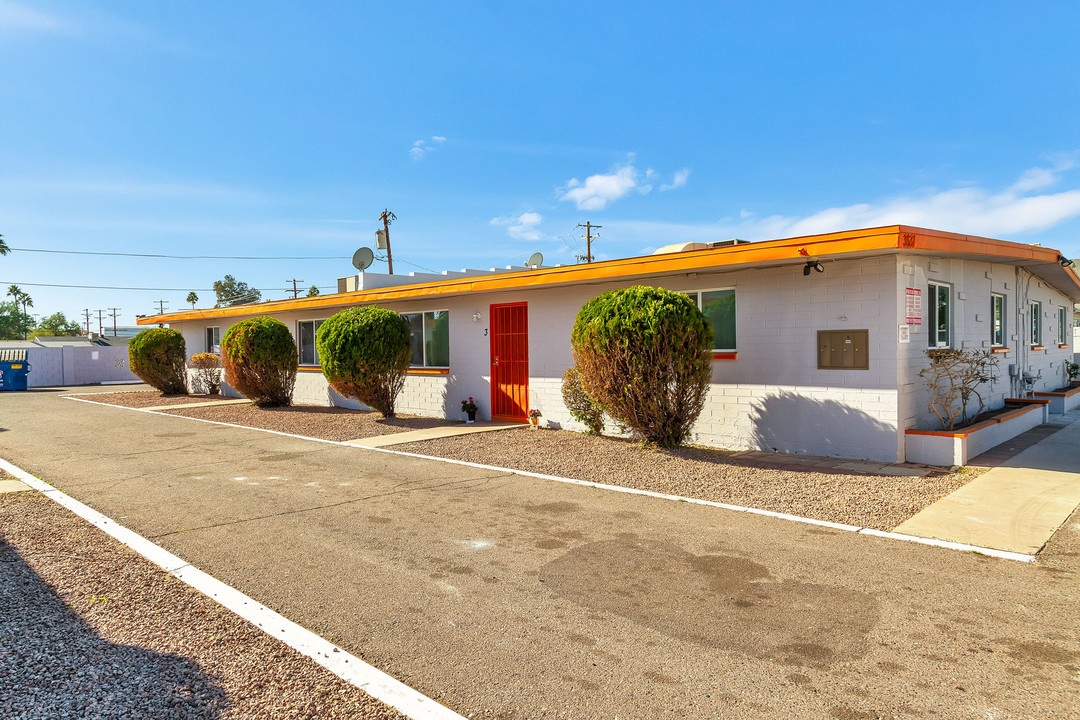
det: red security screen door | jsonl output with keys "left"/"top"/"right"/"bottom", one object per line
{"left": 490, "top": 302, "right": 529, "bottom": 421}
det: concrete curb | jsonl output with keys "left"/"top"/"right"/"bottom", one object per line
{"left": 60, "top": 394, "right": 1039, "bottom": 563}
{"left": 0, "top": 455, "right": 467, "bottom": 720}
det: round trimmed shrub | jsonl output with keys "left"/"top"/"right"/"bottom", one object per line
{"left": 188, "top": 352, "right": 223, "bottom": 395}
{"left": 221, "top": 317, "right": 297, "bottom": 407}
{"left": 316, "top": 306, "right": 411, "bottom": 417}
{"left": 561, "top": 366, "right": 604, "bottom": 434}
{"left": 128, "top": 328, "right": 187, "bottom": 394}
{"left": 571, "top": 285, "right": 712, "bottom": 448}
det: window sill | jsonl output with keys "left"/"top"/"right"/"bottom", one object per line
{"left": 1031, "top": 345, "right": 1046, "bottom": 351}
{"left": 407, "top": 367, "right": 450, "bottom": 375}
{"left": 990, "top": 347, "right": 1010, "bottom": 354}
{"left": 1060, "top": 344, "right": 1071, "bottom": 349}
{"left": 712, "top": 352, "right": 737, "bottom": 360}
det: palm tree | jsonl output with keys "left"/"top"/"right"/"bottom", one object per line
{"left": 0, "top": 234, "right": 8, "bottom": 256}
{"left": 186, "top": 291, "right": 199, "bottom": 309}
{"left": 6, "top": 284, "right": 32, "bottom": 339}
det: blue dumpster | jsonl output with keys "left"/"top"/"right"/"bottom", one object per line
{"left": 0, "top": 349, "right": 31, "bottom": 391}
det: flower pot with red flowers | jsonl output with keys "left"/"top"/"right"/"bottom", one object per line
{"left": 461, "top": 397, "right": 479, "bottom": 423}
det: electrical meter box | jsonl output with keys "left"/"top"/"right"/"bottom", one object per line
{"left": 817, "top": 330, "right": 869, "bottom": 370}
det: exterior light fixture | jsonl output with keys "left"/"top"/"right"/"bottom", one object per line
{"left": 472, "top": 311, "right": 482, "bottom": 322}
{"left": 1058, "top": 254, "right": 1075, "bottom": 268}
{"left": 803, "top": 261, "right": 824, "bottom": 275}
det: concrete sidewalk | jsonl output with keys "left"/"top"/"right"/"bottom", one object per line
{"left": 895, "top": 411, "right": 1080, "bottom": 555}
{"left": 343, "top": 420, "right": 525, "bottom": 448}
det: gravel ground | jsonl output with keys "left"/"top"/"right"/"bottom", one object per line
{"left": 395, "top": 429, "right": 975, "bottom": 531}
{"left": 0, "top": 492, "right": 407, "bottom": 720}
{"left": 81, "top": 391, "right": 238, "bottom": 408}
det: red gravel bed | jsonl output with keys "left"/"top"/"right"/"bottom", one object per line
{"left": 80, "top": 391, "right": 238, "bottom": 408}
{"left": 393, "top": 429, "right": 977, "bottom": 532}
{"left": 0, "top": 492, "right": 407, "bottom": 720}
{"left": 163, "top": 403, "right": 459, "bottom": 442}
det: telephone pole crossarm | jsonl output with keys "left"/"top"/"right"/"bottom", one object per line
{"left": 575, "top": 221, "right": 602, "bottom": 263}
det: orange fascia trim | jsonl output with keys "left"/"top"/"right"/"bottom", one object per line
{"left": 1034, "top": 386, "right": 1080, "bottom": 398}
{"left": 1060, "top": 344, "right": 1071, "bottom": 349}
{"left": 137, "top": 224, "right": 1080, "bottom": 325}
{"left": 712, "top": 352, "right": 737, "bottom": 360}
{"left": 1005, "top": 397, "right": 1051, "bottom": 405}
{"left": 407, "top": 367, "right": 450, "bottom": 375}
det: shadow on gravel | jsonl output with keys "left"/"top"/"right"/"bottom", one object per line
{"left": 0, "top": 538, "right": 228, "bottom": 719}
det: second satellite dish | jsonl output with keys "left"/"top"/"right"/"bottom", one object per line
{"left": 525, "top": 252, "right": 543, "bottom": 268}
{"left": 352, "top": 247, "right": 375, "bottom": 271}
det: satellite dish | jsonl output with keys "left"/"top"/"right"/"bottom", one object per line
{"left": 525, "top": 251, "right": 544, "bottom": 268}
{"left": 352, "top": 247, "right": 375, "bottom": 272}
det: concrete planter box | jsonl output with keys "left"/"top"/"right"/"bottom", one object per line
{"left": 905, "top": 399, "right": 1050, "bottom": 467}
{"left": 1034, "top": 385, "right": 1080, "bottom": 415}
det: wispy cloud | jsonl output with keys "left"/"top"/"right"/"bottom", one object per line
{"left": 490, "top": 211, "right": 544, "bottom": 241}
{"left": 410, "top": 135, "right": 447, "bottom": 161}
{"left": 661, "top": 167, "right": 690, "bottom": 192}
{"left": 605, "top": 161, "right": 1080, "bottom": 252}
{"left": 0, "top": 1, "right": 69, "bottom": 33}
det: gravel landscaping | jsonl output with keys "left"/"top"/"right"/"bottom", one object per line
{"left": 0, "top": 492, "right": 407, "bottom": 720}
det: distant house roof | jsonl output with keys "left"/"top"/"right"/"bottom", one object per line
{"left": 33, "top": 335, "right": 101, "bottom": 347}
{"left": 137, "top": 225, "right": 1080, "bottom": 325}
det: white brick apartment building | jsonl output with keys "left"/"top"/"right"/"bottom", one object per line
{"left": 140, "top": 225, "right": 1080, "bottom": 463}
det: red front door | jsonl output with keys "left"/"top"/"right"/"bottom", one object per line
{"left": 490, "top": 302, "right": 528, "bottom": 421}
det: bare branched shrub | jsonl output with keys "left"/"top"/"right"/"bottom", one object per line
{"left": 572, "top": 286, "right": 712, "bottom": 448}
{"left": 188, "top": 352, "right": 223, "bottom": 395}
{"left": 561, "top": 366, "right": 604, "bottom": 434}
{"left": 918, "top": 348, "right": 1000, "bottom": 430}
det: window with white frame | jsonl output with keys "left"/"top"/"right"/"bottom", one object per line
{"left": 400, "top": 310, "right": 450, "bottom": 367}
{"left": 1058, "top": 306, "right": 1068, "bottom": 345}
{"left": 206, "top": 326, "right": 221, "bottom": 354}
{"left": 1031, "top": 302, "right": 1042, "bottom": 346}
{"left": 927, "top": 282, "right": 951, "bottom": 348}
{"left": 684, "top": 289, "right": 736, "bottom": 351}
{"left": 990, "top": 294, "right": 1005, "bottom": 347}
{"left": 297, "top": 319, "right": 324, "bottom": 365}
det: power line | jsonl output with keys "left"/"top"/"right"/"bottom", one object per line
{"left": 286, "top": 278, "right": 304, "bottom": 299}
{"left": 575, "top": 221, "right": 601, "bottom": 263}
{"left": 0, "top": 281, "right": 334, "bottom": 292}
{"left": 7, "top": 247, "right": 345, "bottom": 260}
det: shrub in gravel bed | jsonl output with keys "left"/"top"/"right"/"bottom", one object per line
{"left": 572, "top": 285, "right": 711, "bottom": 448}
{"left": 222, "top": 317, "right": 297, "bottom": 407}
{"left": 561, "top": 366, "right": 605, "bottom": 434}
{"left": 188, "top": 352, "right": 223, "bottom": 394}
{"left": 128, "top": 328, "right": 188, "bottom": 394}
{"left": 316, "top": 306, "right": 411, "bottom": 417}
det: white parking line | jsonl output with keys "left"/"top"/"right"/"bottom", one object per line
{"left": 0, "top": 455, "right": 467, "bottom": 720}
{"left": 60, "top": 394, "right": 1038, "bottom": 563}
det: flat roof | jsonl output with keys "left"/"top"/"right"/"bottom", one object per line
{"left": 138, "top": 225, "right": 1080, "bottom": 325}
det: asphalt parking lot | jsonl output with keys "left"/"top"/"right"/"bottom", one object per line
{"left": 2, "top": 387, "right": 1078, "bottom": 719}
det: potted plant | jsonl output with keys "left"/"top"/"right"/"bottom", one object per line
{"left": 1067, "top": 361, "right": 1080, "bottom": 388}
{"left": 528, "top": 408, "right": 542, "bottom": 427}
{"left": 461, "top": 396, "right": 479, "bottom": 423}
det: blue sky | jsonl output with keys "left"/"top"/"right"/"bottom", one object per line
{"left": 3, "top": 1, "right": 1080, "bottom": 329}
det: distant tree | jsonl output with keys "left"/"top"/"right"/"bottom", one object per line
{"left": 0, "top": 301, "right": 32, "bottom": 340}
{"left": 4, "top": 286, "right": 32, "bottom": 338}
{"left": 32, "top": 312, "right": 82, "bottom": 337}
{"left": 0, "top": 234, "right": 8, "bottom": 256}
{"left": 307, "top": 285, "right": 320, "bottom": 297}
{"left": 212, "top": 275, "right": 262, "bottom": 307}
{"left": 186, "top": 291, "right": 199, "bottom": 309}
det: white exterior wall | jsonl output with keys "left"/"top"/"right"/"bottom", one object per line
{"left": 897, "top": 257, "right": 1076, "bottom": 457}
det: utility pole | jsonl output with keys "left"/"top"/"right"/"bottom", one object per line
{"left": 286, "top": 278, "right": 304, "bottom": 299}
{"left": 108, "top": 308, "right": 121, "bottom": 337}
{"left": 82, "top": 309, "right": 91, "bottom": 334}
{"left": 95, "top": 309, "right": 105, "bottom": 335}
{"left": 379, "top": 208, "right": 396, "bottom": 275}
{"left": 575, "top": 221, "right": 601, "bottom": 263}
{"left": 155, "top": 299, "right": 168, "bottom": 315}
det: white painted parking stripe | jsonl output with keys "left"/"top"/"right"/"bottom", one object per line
{"left": 0, "top": 455, "right": 467, "bottom": 720}
{"left": 59, "top": 394, "right": 1040, "bottom": 562}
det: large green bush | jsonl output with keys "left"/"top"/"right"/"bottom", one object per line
{"left": 316, "top": 306, "right": 411, "bottom": 417}
{"left": 128, "top": 328, "right": 188, "bottom": 394}
{"left": 561, "top": 366, "right": 604, "bottom": 434}
{"left": 571, "top": 285, "right": 712, "bottom": 448}
{"left": 221, "top": 317, "right": 297, "bottom": 407}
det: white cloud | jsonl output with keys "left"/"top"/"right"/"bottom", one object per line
{"left": 409, "top": 136, "right": 447, "bottom": 161}
{"left": 490, "top": 211, "right": 544, "bottom": 242}
{"left": 558, "top": 165, "right": 643, "bottom": 211}
{"left": 661, "top": 168, "right": 690, "bottom": 192}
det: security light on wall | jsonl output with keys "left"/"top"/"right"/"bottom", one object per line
{"left": 803, "top": 261, "right": 824, "bottom": 276}
{"left": 1058, "top": 254, "right": 1075, "bottom": 268}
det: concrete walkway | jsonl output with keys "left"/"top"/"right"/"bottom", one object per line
{"left": 894, "top": 411, "right": 1080, "bottom": 555}
{"left": 140, "top": 398, "right": 251, "bottom": 412}
{"left": 343, "top": 420, "right": 525, "bottom": 448}
{"left": 0, "top": 479, "right": 31, "bottom": 493}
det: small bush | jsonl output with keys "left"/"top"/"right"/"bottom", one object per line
{"left": 128, "top": 328, "right": 187, "bottom": 394}
{"left": 316, "top": 307, "right": 411, "bottom": 417}
{"left": 188, "top": 352, "right": 223, "bottom": 395}
{"left": 561, "top": 366, "right": 604, "bottom": 434}
{"left": 571, "top": 285, "right": 712, "bottom": 448}
{"left": 221, "top": 317, "right": 297, "bottom": 407}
